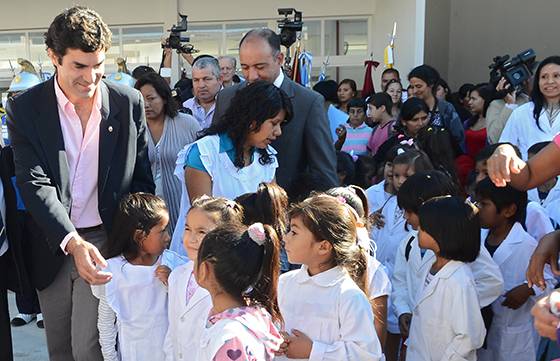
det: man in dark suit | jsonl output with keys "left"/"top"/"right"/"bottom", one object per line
{"left": 212, "top": 29, "right": 337, "bottom": 194}
{"left": 6, "top": 7, "right": 154, "bottom": 361}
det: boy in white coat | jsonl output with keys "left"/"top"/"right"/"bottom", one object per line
{"left": 476, "top": 178, "right": 555, "bottom": 361}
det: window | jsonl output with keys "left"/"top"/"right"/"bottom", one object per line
{"left": 225, "top": 23, "right": 267, "bottom": 57}
{"left": 324, "top": 19, "right": 368, "bottom": 56}
{"left": 122, "top": 26, "right": 164, "bottom": 66}
{"left": 106, "top": 27, "right": 122, "bottom": 63}
{"left": 0, "top": 33, "right": 26, "bottom": 70}
{"left": 188, "top": 24, "right": 223, "bottom": 57}
{"left": 300, "top": 21, "right": 321, "bottom": 57}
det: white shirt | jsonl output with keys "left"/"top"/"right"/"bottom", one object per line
{"left": 499, "top": 102, "right": 560, "bottom": 159}
{"left": 479, "top": 223, "right": 555, "bottom": 361}
{"left": 164, "top": 262, "right": 212, "bottom": 361}
{"left": 392, "top": 231, "right": 504, "bottom": 318}
{"left": 273, "top": 71, "right": 285, "bottom": 89}
{"left": 277, "top": 266, "right": 383, "bottom": 361}
{"left": 407, "top": 260, "right": 486, "bottom": 361}
{"left": 182, "top": 97, "right": 215, "bottom": 130}
{"left": 0, "top": 181, "right": 7, "bottom": 257}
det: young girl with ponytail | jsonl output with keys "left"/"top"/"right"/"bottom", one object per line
{"left": 194, "top": 222, "right": 284, "bottom": 360}
{"left": 276, "top": 194, "right": 383, "bottom": 360}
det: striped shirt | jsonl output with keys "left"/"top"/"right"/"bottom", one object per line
{"left": 342, "top": 123, "right": 373, "bottom": 156}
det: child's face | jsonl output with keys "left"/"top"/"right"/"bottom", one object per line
{"left": 284, "top": 216, "right": 325, "bottom": 265}
{"left": 183, "top": 208, "right": 218, "bottom": 261}
{"left": 140, "top": 210, "right": 170, "bottom": 256}
{"left": 348, "top": 107, "right": 366, "bottom": 127}
{"left": 417, "top": 225, "right": 440, "bottom": 253}
{"left": 475, "top": 197, "right": 500, "bottom": 229}
{"left": 404, "top": 210, "right": 420, "bottom": 230}
{"left": 475, "top": 160, "right": 488, "bottom": 184}
{"left": 402, "top": 110, "right": 429, "bottom": 137}
{"left": 392, "top": 163, "right": 414, "bottom": 192}
{"left": 367, "top": 104, "right": 385, "bottom": 122}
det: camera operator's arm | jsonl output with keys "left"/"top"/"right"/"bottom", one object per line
{"left": 487, "top": 78, "right": 521, "bottom": 144}
{"left": 180, "top": 53, "right": 194, "bottom": 66}
{"left": 160, "top": 47, "right": 173, "bottom": 85}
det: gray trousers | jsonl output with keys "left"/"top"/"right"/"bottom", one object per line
{"left": 38, "top": 229, "right": 106, "bottom": 361}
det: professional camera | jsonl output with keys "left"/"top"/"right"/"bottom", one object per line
{"left": 277, "top": 8, "right": 303, "bottom": 49}
{"left": 163, "top": 14, "right": 198, "bottom": 54}
{"left": 489, "top": 49, "right": 537, "bottom": 89}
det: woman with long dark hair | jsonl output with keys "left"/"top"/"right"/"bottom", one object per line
{"left": 499, "top": 56, "right": 560, "bottom": 159}
{"left": 169, "top": 80, "right": 293, "bottom": 253}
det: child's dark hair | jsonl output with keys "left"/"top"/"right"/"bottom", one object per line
{"left": 400, "top": 97, "right": 430, "bottom": 121}
{"left": 397, "top": 170, "right": 459, "bottom": 214}
{"left": 313, "top": 80, "right": 338, "bottom": 104}
{"left": 104, "top": 193, "right": 168, "bottom": 260}
{"left": 475, "top": 177, "right": 527, "bottom": 225}
{"left": 392, "top": 148, "right": 434, "bottom": 173}
{"left": 337, "top": 151, "right": 356, "bottom": 186}
{"left": 419, "top": 196, "right": 480, "bottom": 262}
{"left": 197, "top": 222, "right": 283, "bottom": 324}
{"left": 353, "top": 155, "right": 377, "bottom": 189}
{"left": 367, "top": 92, "right": 393, "bottom": 116}
{"left": 347, "top": 97, "right": 366, "bottom": 112}
{"left": 415, "top": 126, "right": 461, "bottom": 180}
{"left": 235, "top": 183, "right": 289, "bottom": 239}
{"left": 189, "top": 196, "right": 244, "bottom": 226}
{"left": 528, "top": 141, "right": 551, "bottom": 156}
{"left": 288, "top": 195, "right": 369, "bottom": 294}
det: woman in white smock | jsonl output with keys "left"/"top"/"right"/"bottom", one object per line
{"left": 499, "top": 56, "right": 560, "bottom": 159}
{"left": 169, "top": 81, "right": 293, "bottom": 256}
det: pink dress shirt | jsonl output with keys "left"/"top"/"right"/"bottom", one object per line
{"left": 54, "top": 79, "right": 103, "bottom": 252}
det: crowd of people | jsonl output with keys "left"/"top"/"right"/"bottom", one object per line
{"left": 2, "top": 4, "right": 560, "bottom": 361}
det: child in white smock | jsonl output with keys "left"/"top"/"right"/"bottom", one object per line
{"left": 92, "top": 193, "right": 172, "bottom": 361}
{"left": 276, "top": 194, "right": 383, "bottom": 361}
{"left": 163, "top": 196, "right": 244, "bottom": 361}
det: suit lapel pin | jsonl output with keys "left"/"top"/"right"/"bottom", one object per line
{"left": 108, "top": 125, "right": 113, "bottom": 133}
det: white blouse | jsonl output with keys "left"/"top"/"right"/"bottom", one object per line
{"left": 277, "top": 266, "right": 383, "bottom": 361}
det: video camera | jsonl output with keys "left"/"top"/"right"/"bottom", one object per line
{"left": 163, "top": 14, "right": 198, "bottom": 54}
{"left": 277, "top": 8, "right": 303, "bottom": 49}
{"left": 489, "top": 49, "right": 537, "bottom": 89}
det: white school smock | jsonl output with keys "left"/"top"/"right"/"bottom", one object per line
{"left": 92, "top": 256, "right": 168, "bottom": 361}
{"left": 370, "top": 195, "right": 407, "bottom": 333}
{"left": 163, "top": 261, "right": 212, "bottom": 361}
{"left": 169, "top": 134, "right": 278, "bottom": 256}
{"left": 478, "top": 222, "right": 555, "bottom": 361}
{"left": 526, "top": 201, "right": 554, "bottom": 242}
{"left": 365, "top": 180, "right": 392, "bottom": 213}
{"left": 499, "top": 102, "right": 560, "bottom": 159}
{"left": 407, "top": 260, "right": 486, "bottom": 361}
{"left": 277, "top": 266, "right": 383, "bottom": 361}
{"left": 392, "top": 231, "right": 503, "bottom": 319}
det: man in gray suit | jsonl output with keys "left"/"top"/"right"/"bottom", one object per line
{"left": 7, "top": 7, "right": 154, "bottom": 361}
{"left": 213, "top": 29, "right": 337, "bottom": 194}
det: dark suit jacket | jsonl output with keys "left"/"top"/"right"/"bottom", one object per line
{"left": 6, "top": 78, "right": 155, "bottom": 290}
{"left": 0, "top": 146, "right": 32, "bottom": 296}
{"left": 212, "top": 76, "right": 338, "bottom": 193}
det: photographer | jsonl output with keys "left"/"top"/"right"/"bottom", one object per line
{"left": 499, "top": 56, "right": 560, "bottom": 159}
{"left": 486, "top": 76, "right": 531, "bottom": 144}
